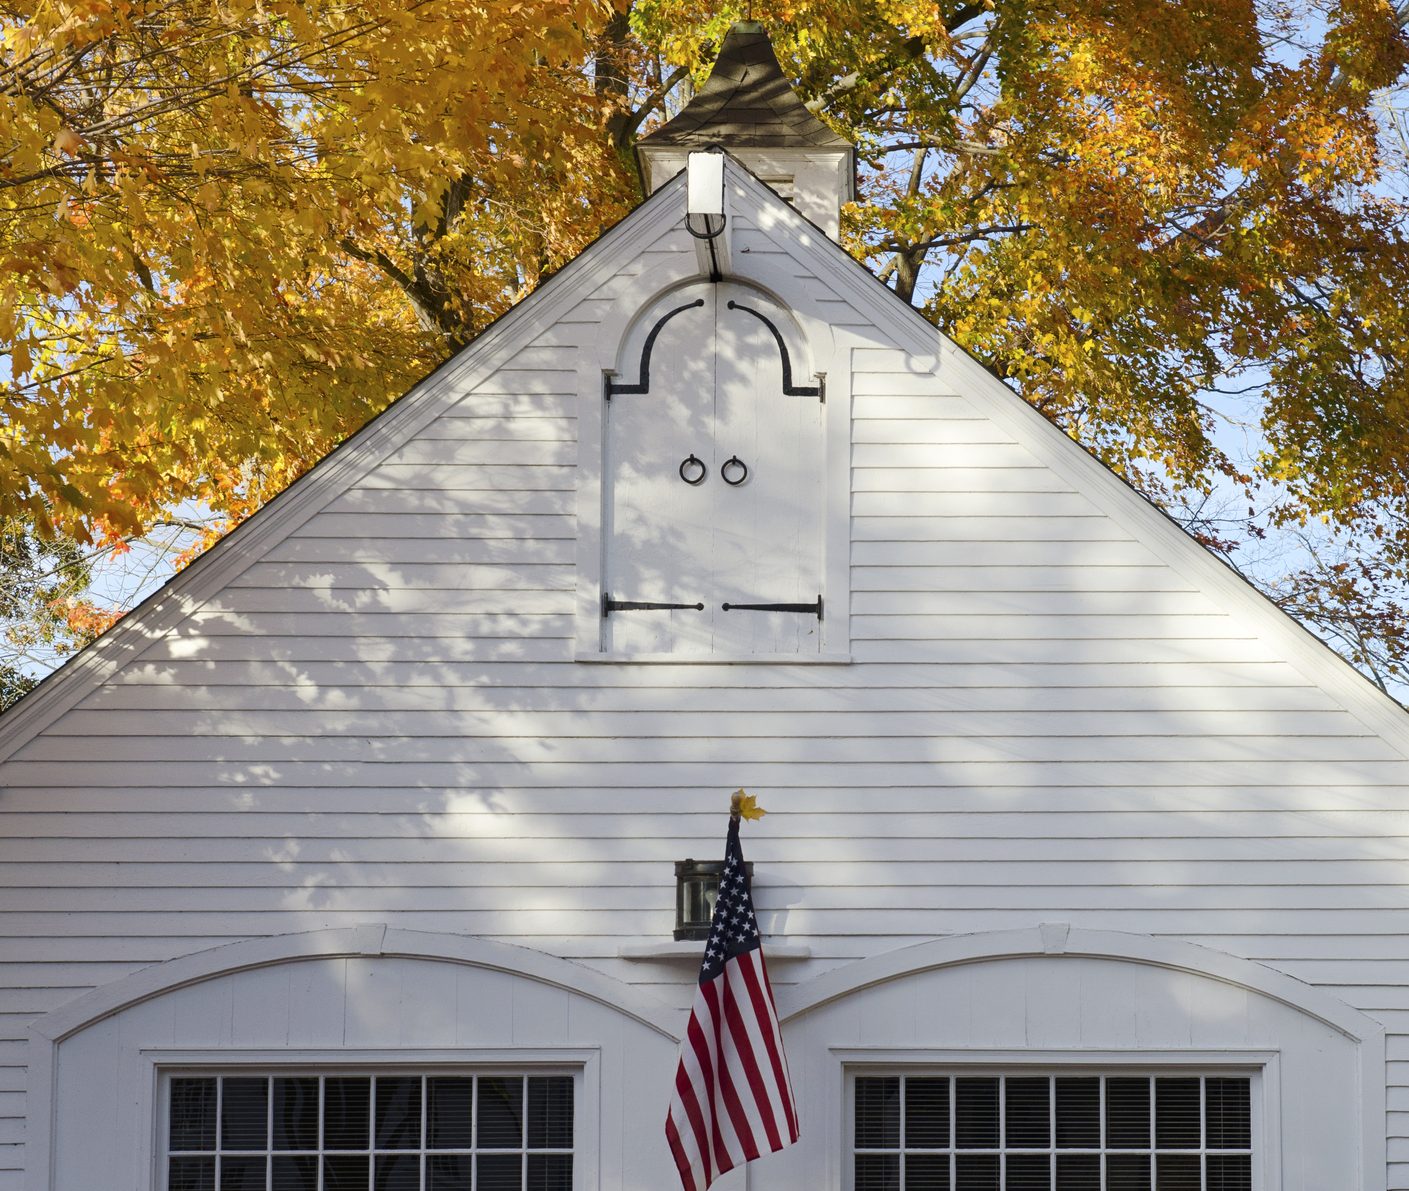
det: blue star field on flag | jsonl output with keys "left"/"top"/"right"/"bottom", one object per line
{"left": 697, "top": 817, "right": 760, "bottom": 983}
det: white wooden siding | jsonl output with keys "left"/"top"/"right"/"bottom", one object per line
{"left": 2, "top": 174, "right": 1409, "bottom": 1187}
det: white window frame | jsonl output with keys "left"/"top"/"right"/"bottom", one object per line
{"left": 142, "top": 1048, "right": 600, "bottom": 1191}
{"left": 833, "top": 1049, "right": 1278, "bottom": 1191}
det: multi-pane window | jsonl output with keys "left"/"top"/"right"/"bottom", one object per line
{"left": 852, "top": 1072, "right": 1253, "bottom": 1191}
{"left": 165, "top": 1073, "right": 574, "bottom": 1191}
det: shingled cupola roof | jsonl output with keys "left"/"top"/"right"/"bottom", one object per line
{"left": 637, "top": 21, "right": 852, "bottom": 151}
{"left": 635, "top": 22, "right": 855, "bottom": 239}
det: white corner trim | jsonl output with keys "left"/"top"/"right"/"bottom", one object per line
{"left": 26, "top": 925, "right": 683, "bottom": 1044}
{"left": 777, "top": 926, "right": 1386, "bottom": 1044}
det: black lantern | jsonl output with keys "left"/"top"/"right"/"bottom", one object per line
{"left": 674, "top": 857, "right": 754, "bottom": 940}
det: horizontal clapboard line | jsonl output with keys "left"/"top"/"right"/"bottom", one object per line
{"left": 322, "top": 489, "right": 575, "bottom": 514}
{"left": 228, "top": 563, "right": 572, "bottom": 590}
{"left": 847, "top": 640, "right": 1282, "bottom": 664}
{"left": 850, "top": 393, "right": 981, "bottom": 413}
{"left": 78, "top": 683, "right": 1337, "bottom": 714}
{"left": 1278, "top": 963, "right": 1409, "bottom": 987}
{"left": 263, "top": 538, "right": 575, "bottom": 564}
{"left": 1070, "top": 936, "right": 1409, "bottom": 963}
{"left": 17, "top": 733, "right": 1390, "bottom": 765}
{"left": 555, "top": 297, "right": 612, "bottom": 324}
{"left": 851, "top": 347, "right": 927, "bottom": 371}
{"left": 852, "top": 444, "right": 1031, "bottom": 468}
{"left": 1, "top": 820, "right": 1402, "bottom": 849}
{"left": 441, "top": 393, "right": 575, "bottom": 417}
{"left": 851, "top": 518, "right": 1131, "bottom": 542}
{"left": 851, "top": 469, "right": 1066, "bottom": 492}
{"left": 850, "top": 591, "right": 1222, "bottom": 615}
{"left": 850, "top": 492, "right": 1102, "bottom": 517}
{"left": 43, "top": 707, "right": 1368, "bottom": 739}
{"left": 165, "top": 610, "right": 1252, "bottom": 641}
{"left": 133, "top": 638, "right": 576, "bottom": 663}
{"left": 0, "top": 937, "right": 239, "bottom": 963}
{"left": 168, "top": 612, "right": 576, "bottom": 638}
{"left": 8, "top": 821, "right": 1409, "bottom": 855}
{"left": 5, "top": 825, "right": 1409, "bottom": 855}
{"left": 528, "top": 322, "right": 605, "bottom": 348}
{"left": 0, "top": 785, "right": 1388, "bottom": 815}
{"left": 463, "top": 374, "right": 579, "bottom": 398}
{"left": 4, "top": 869, "right": 1409, "bottom": 902}
{"left": 851, "top": 614, "right": 1245, "bottom": 639}
{"left": 0, "top": 966, "right": 158, "bottom": 991}
{"left": 850, "top": 542, "right": 1161, "bottom": 567}
{"left": 356, "top": 464, "right": 576, "bottom": 490}
{"left": 454, "top": 344, "right": 574, "bottom": 371}
{"left": 298, "top": 513, "right": 576, "bottom": 539}
{"left": 198, "top": 590, "right": 574, "bottom": 615}
{"left": 413, "top": 417, "right": 576, "bottom": 442}
{"left": 385, "top": 439, "right": 574, "bottom": 466}
{"left": 1337, "top": 988, "right": 1409, "bottom": 1009}
{"left": 130, "top": 637, "right": 1290, "bottom": 664}
{"left": 851, "top": 421, "right": 1013, "bottom": 445}
{"left": 11, "top": 759, "right": 1406, "bottom": 788}
{"left": 0, "top": 908, "right": 1406, "bottom": 937}
{"left": 101, "top": 660, "right": 1309, "bottom": 689}
{"left": 849, "top": 566, "right": 1197, "bottom": 593}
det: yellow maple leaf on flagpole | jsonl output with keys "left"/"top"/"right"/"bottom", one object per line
{"left": 731, "top": 789, "right": 767, "bottom": 821}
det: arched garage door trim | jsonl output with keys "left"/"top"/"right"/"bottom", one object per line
{"left": 26, "top": 927, "right": 683, "bottom": 1191}
{"left": 779, "top": 924, "right": 1383, "bottom": 1041}
{"left": 29, "top": 924, "right": 682, "bottom": 1044}
{"left": 777, "top": 925, "right": 1386, "bottom": 1191}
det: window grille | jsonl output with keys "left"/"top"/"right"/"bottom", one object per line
{"left": 852, "top": 1072, "right": 1252, "bottom": 1190}
{"left": 165, "top": 1072, "right": 574, "bottom": 1191}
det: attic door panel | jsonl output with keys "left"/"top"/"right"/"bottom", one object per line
{"left": 606, "top": 290, "right": 716, "bottom": 655}
{"left": 713, "top": 286, "right": 823, "bottom": 656}
{"left": 604, "top": 284, "right": 822, "bottom": 656}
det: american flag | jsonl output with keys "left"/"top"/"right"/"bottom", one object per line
{"left": 665, "top": 816, "right": 799, "bottom": 1190}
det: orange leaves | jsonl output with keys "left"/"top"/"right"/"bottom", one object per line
{"left": 1, "top": 0, "right": 622, "bottom": 544}
{"left": 51, "top": 596, "right": 123, "bottom": 640}
{"left": 52, "top": 127, "right": 85, "bottom": 157}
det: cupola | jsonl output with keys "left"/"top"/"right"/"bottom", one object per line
{"left": 636, "top": 22, "right": 855, "bottom": 239}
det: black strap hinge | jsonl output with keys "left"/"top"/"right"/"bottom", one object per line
{"left": 603, "top": 593, "right": 705, "bottom": 617}
{"left": 721, "top": 596, "right": 823, "bottom": 620}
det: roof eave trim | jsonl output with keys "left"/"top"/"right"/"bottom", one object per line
{"left": 0, "top": 174, "right": 693, "bottom": 764}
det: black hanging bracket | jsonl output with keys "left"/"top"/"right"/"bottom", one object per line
{"left": 721, "top": 595, "right": 823, "bottom": 620}
{"left": 603, "top": 593, "right": 706, "bottom": 617}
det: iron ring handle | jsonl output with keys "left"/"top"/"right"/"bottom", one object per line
{"left": 679, "top": 454, "right": 707, "bottom": 486}
{"left": 721, "top": 455, "right": 748, "bottom": 486}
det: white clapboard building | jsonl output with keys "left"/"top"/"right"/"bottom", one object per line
{"left": 3, "top": 22, "right": 1409, "bottom": 1191}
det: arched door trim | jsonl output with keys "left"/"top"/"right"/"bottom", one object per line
{"left": 779, "top": 924, "right": 1384, "bottom": 1042}
{"left": 28, "top": 925, "right": 682, "bottom": 1045}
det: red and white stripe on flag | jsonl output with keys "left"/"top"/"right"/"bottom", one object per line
{"left": 665, "top": 817, "right": 798, "bottom": 1190}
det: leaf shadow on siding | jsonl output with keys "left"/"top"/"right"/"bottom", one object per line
{"left": 21, "top": 405, "right": 1409, "bottom": 1006}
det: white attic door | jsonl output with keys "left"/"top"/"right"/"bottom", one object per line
{"left": 603, "top": 280, "right": 824, "bottom": 656}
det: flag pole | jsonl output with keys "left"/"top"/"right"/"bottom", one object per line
{"left": 665, "top": 788, "right": 798, "bottom": 1191}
